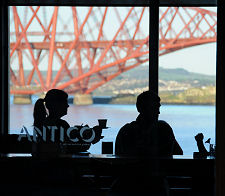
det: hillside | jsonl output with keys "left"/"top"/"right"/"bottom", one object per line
{"left": 93, "top": 66, "right": 215, "bottom": 95}
{"left": 12, "top": 66, "right": 216, "bottom": 104}
{"left": 117, "top": 66, "right": 215, "bottom": 86}
{"left": 159, "top": 67, "right": 215, "bottom": 86}
{"left": 93, "top": 66, "right": 216, "bottom": 104}
{"left": 14, "top": 66, "right": 215, "bottom": 89}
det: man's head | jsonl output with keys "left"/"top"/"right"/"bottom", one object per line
{"left": 136, "top": 90, "right": 161, "bottom": 120}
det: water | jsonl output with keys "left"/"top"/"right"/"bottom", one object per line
{"left": 10, "top": 96, "right": 215, "bottom": 155}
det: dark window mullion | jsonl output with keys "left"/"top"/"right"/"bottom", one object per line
{"left": 0, "top": 5, "right": 9, "bottom": 138}
{"left": 149, "top": 2, "right": 159, "bottom": 94}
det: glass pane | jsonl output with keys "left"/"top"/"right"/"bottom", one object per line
{"left": 9, "top": 6, "right": 149, "bottom": 153}
{"left": 159, "top": 7, "right": 217, "bottom": 155}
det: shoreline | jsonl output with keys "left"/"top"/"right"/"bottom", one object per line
{"left": 105, "top": 102, "right": 215, "bottom": 106}
{"left": 107, "top": 96, "right": 215, "bottom": 106}
{"left": 10, "top": 102, "right": 215, "bottom": 106}
{"left": 10, "top": 95, "right": 215, "bottom": 106}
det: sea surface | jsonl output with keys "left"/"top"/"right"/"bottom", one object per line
{"left": 10, "top": 96, "right": 215, "bottom": 155}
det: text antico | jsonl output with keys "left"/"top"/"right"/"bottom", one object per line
{"left": 18, "top": 126, "right": 96, "bottom": 143}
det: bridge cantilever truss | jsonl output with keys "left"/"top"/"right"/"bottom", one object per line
{"left": 9, "top": 6, "right": 217, "bottom": 95}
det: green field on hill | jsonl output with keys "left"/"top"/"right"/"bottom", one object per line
{"left": 109, "top": 86, "right": 215, "bottom": 105}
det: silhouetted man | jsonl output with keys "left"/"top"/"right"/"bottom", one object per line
{"left": 112, "top": 91, "right": 183, "bottom": 196}
{"left": 115, "top": 90, "right": 183, "bottom": 156}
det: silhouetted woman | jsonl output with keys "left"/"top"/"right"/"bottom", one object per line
{"left": 33, "top": 89, "right": 102, "bottom": 154}
{"left": 34, "top": 89, "right": 69, "bottom": 130}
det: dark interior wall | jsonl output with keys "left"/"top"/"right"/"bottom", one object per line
{"left": 216, "top": 2, "right": 225, "bottom": 196}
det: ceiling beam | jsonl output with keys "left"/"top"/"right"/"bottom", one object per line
{"left": 8, "top": 0, "right": 217, "bottom": 6}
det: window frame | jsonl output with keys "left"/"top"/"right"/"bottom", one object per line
{"left": 3, "top": 1, "right": 225, "bottom": 195}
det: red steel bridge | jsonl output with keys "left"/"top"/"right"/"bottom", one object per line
{"left": 10, "top": 6, "right": 217, "bottom": 95}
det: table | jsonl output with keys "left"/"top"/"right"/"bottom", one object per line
{"left": 0, "top": 153, "right": 215, "bottom": 176}
{"left": 0, "top": 153, "right": 215, "bottom": 196}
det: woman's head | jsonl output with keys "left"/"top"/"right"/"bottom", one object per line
{"left": 44, "top": 89, "right": 69, "bottom": 117}
{"left": 33, "top": 89, "right": 69, "bottom": 127}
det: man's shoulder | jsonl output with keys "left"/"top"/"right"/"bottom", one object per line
{"left": 158, "top": 120, "right": 171, "bottom": 127}
{"left": 158, "top": 120, "right": 175, "bottom": 138}
{"left": 158, "top": 120, "right": 173, "bottom": 132}
{"left": 121, "top": 121, "right": 139, "bottom": 131}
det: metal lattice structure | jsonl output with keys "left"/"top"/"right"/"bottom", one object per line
{"left": 10, "top": 6, "right": 217, "bottom": 95}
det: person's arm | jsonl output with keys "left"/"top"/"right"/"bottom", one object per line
{"left": 173, "top": 139, "right": 183, "bottom": 155}
{"left": 195, "top": 133, "right": 210, "bottom": 156}
{"left": 91, "top": 126, "right": 103, "bottom": 144}
{"left": 115, "top": 125, "right": 129, "bottom": 155}
{"left": 115, "top": 129, "right": 123, "bottom": 155}
{"left": 158, "top": 120, "right": 183, "bottom": 155}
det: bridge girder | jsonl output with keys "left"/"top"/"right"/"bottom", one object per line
{"left": 9, "top": 6, "right": 217, "bottom": 95}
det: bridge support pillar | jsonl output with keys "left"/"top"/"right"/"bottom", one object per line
{"left": 73, "top": 94, "right": 93, "bottom": 105}
{"left": 13, "top": 94, "right": 32, "bottom": 104}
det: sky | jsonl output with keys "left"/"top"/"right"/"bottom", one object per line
{"left": 159, "top": 7, "right": 217, "bottom": 76}
{"left": 159, "top": 43, "right": 217, "bottom": 76}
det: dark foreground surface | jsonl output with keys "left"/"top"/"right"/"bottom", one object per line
{"left": 0, "top": 153, "right": 215, "bottom": 196}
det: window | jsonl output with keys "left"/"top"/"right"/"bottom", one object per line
{"left": 159, "top": 6, "right": 217, "bottom": 154}
{"left": 1, "top": 1, "right": 217, "bottom": 155}
{"left": 9, "top": 6, "right": 149, "bottom": 154}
